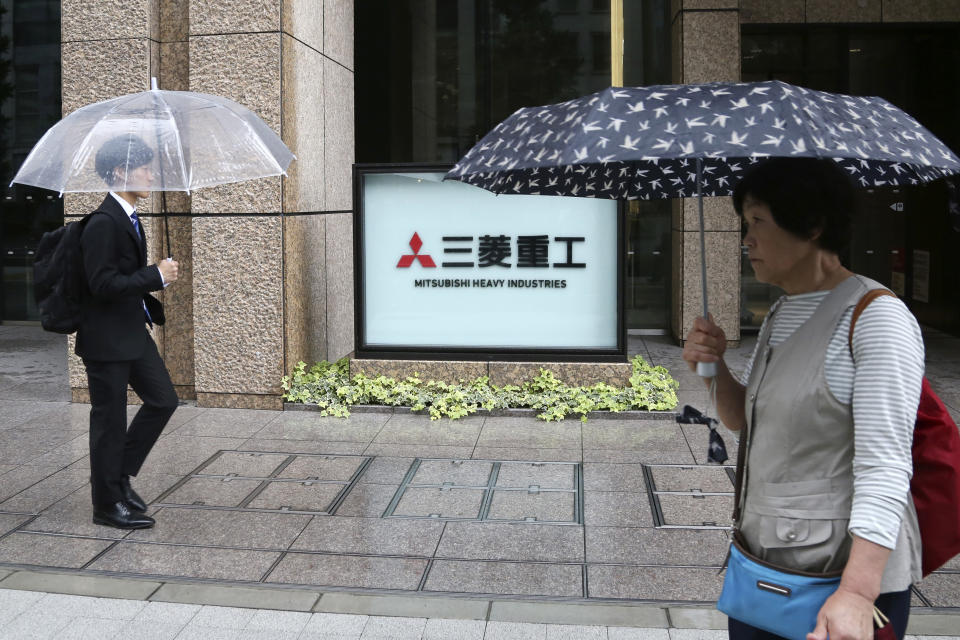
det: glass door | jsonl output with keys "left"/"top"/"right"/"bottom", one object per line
{"left": 625, "top": 199, "right": 671, "bottom": 332}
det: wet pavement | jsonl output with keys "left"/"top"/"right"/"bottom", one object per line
{"left": 1, "top": 324, "right": 958, "bottom": 637}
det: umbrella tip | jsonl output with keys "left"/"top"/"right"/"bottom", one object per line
{"left": 151, "top": 77, "right": 159, "bottom": 91}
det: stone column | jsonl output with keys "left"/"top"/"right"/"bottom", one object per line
{"left": 62, "top": 0, "right": 162, "bottom": 402}
{"left": 189, "top": 0, "right": 354, "bottom": 409}
{"left": 669, "top": 0, "right": 741, "bottom": 344}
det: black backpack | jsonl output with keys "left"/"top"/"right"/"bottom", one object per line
{"left": 33, "top": 212, "right": 99, "bottom": 334}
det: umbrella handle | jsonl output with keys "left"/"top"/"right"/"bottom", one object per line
{"left": 697, "top": 361, "right": 718, "bottom": 377}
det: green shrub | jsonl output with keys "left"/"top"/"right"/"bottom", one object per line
{"left": 280, "top": 355, "right": 678, "bottom": 422}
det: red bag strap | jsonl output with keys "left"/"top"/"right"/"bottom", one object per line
{"left": 848, "top": 289, "right": 896, "bottom": 358}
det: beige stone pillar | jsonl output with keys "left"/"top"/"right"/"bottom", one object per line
{"left": 669, "top": 0, "right": 741, "bottom": 344}
{"left": 189, "top": 0, "right": 354, "bottom": 409}
{"left": 62, "top": 0, "right": 164, "bottom": 402}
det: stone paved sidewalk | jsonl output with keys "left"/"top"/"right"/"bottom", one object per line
{"left": 1, "top": 325, "right": 958, "bottom": 637}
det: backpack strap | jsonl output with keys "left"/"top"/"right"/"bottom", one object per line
{"left": 848, "top": 289, "right": 896, "bottom": 358}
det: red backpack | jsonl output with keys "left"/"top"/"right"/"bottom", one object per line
{"left": 851, "top": 290, "right": 960, "bottom": 576}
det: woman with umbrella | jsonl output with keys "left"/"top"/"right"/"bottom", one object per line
{"left": 682, "top": 157, "right": 923, "bottom": 640}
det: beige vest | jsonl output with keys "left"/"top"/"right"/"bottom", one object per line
{"left": 738, "top": 275, "right": 922, "bottom": 592}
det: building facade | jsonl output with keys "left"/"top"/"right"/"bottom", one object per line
{"left": 1, "top": 0, "right": 958, "bottom": 408}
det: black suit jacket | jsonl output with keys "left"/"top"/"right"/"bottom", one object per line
{"left": 75, "top": 195, "right": 166, "bottom": 361}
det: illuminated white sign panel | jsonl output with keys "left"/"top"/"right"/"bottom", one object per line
{"left": 360, "top": 171, "right": 619, "bottom": 350}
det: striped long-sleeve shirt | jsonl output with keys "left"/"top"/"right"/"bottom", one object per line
{"left": 740, "top": 290, "right": 924, "bottom": 550}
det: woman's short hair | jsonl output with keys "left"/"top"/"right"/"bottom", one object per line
{"left": 732, "top": 158, "right": 855, "bottom": 254}
{"left": 95, "top": 134, "right": 154, "bottom": 185}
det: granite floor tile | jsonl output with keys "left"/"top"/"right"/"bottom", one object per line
{"left": 608, "top": 629, "right": 669, "bottom": 640}
{"left": 657, "top": 494, "right": 732, "bottom": 528}
{"left": 0, "top": 588, "right": 45, "bottom": 627}
{"left": 255, "top": 412, "right": 389, "bottom": 442}
{"left": 132, "top": 601, "right": 202, "bottom": 626}
{"left": 545, "top": 624, "right": 606, "bottom": 640}
{"left": 423, "top": 618, "right": 486, "bottom": 640}
{"left": 197, "top": 452, "right": 290, "bottom": 477}
{"left": 160, "top": 405, "right": 208, "bottom": 434}
{"left": 290, "top": 516, "right": 444, "bottom": 556}
{"left": 476, "top": 418, "right": 581, "bottom": 450}
{"left": 435, "top": 522, "right": 584, "bottom": 562}
{"left": 143, "top": 436, "right": 248, "bottom": 474}
{"left": 245, "top": 610, "right": 312, "bottom": 633}
{"left": 583, "top": 463, "right": 648, "bottom": 492}
{"left": 584, "top": 492, "right": 654, "bottom": 527}
{"left": 111, "top": 620, "right": 185, "bottom": 639}
{"left": 163, "top": 477, "right": 264, "bottom": 507}
{"left": 647, "top": 465, "right": 734, "bottom": 493}
{"left": 0, "top": 465, "right": 73, "bottom": 503}
{"left": 124, "top": 473, "right": 185, "bottom": 504}
{"left": 23, "top": 489, "right": 130, "bottom": 539}
{"left": 585, "top": 526, "right": 729, "bottom": 566}
{"left": 471, "top": 447, "right": 582, "bottom": 462}
{"left": 186, "top": 604, "right": 258, "bottom": 629}
{"left": 916, "top": 572, "right": 960, "bottom": 607}
{"left": 0, "top": 427, "right": 82, "bottom": 465}
{"left": 127, "top": 507, "right": 312, "bottom": 548}
{"left": 0, "top": 400, "right": 78, "bottom": 431}
{"left": 246, "top": 481, "right": 345, "bottom": 512}
{"left": 483, "top": 621, "right": 547, "bottom": 640}
{"left": 0, "top": 532, "right": 113, "bottom": 568}
{"left": 410, "top": 459, "right": 492, "bottom": 486}
{"left": 301, "top": 613, "right": 368, "bottom": 637}
{"left": 393, "top": 487, "right": 485, "bottom": 519}
{"left": 239, "top": 439, "right": 368, "bottom": 455}
{"left": 487, "top": 490, "right": 575, "bottom": 522}
{"left": 0, "top": 512, "right": 29, "bottom": 536}
{"left": 587, "top": 565, "right": 724, "bottom": 601}
{"left": 362, "top": 444, "right": 475, "bottom": 460}
{"left": 21, "top": 433, "right": 89, "bottom": 468}
{"left": 359, "top": 615, "right": 426, "bottom": 639}
{"left": 424, "top": 560, "right": 582, "bottom": 597}
{"left": 0, "top": 611, "right": 74, "bottom": 639}
{"left": 88, "top": 541, "right": 280, "bottom": 581}
{"left": 495, "top": 462, "right": 576, "bottom": 490}
{"left": 583, "top": 448, "right": 694, "bottom": 464}
{"left": 581, "top": 421, "right": 690, "bottom": 454}
{"left": 173, "top": 408, "right": 280, "bottom": 438}
{"left": 277, "top": 455, "right": 367, "bottom": 481}
{"left": 667, "top": 630, "right": 727, "bottom": 640}
{"left": 373, "top": 416, "right": 483, "bottom": 447}
{"left": 266, "top": 553, "right": 427, "bottom": 590}
{"left": 358, "top": 457, "right": 415, "bottom": 484}
{"left": 680, "top": 424, "right": 740, "bottom": 466}
{"left": 176, "top": 625, "right": 249, "bottom": 640}
{"left": 334, "top": 484, "right": 401, "bottom": 517}
{"left": 26, "top": 592, "right": 146, "bottom": 620}
{"left": 0, "top": 468, "right": 89, "bottom": 513}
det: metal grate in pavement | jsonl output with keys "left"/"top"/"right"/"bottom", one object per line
{"left": 152, "top": 450, "right": 373, "bottom": 516}
{"left": 642, "top": 463, "right": 736, "bottom": 530}
{"left": 383, "top": 459, "right": 583, "bottom": 525}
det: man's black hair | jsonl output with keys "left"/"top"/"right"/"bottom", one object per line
{"left": 732, "top": 158, "right": 855, "bottom": 254}
{"left": 95, "top": 134, "right": 154, "bottom": 186}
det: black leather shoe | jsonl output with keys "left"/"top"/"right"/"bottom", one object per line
{"left": 93, "top": 501, "right": 155, "bottom": 529}
{"left": 120, "top": 476, "right": 147, "bottom": 512}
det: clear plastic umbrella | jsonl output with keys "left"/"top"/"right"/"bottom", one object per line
{"left": 10, "top": 78, "right": 294, "bottom": 195}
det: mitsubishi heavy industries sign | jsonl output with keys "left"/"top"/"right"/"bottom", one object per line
{"left": 354, "top": 167, "right": 622, "bottom": 358}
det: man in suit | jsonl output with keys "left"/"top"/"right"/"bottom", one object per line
{"left": 77, "top": 134, "right": 180, "bottom": 529}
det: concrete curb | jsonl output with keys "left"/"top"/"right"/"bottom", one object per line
{"left": 1, "top": 569, "right": 958, "bottom": 634}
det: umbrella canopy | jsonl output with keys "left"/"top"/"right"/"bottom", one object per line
{"left": 11, "top": 79, "right": 294, "bottom": 195}
{"left": 445, "top": 80, "right": 960, "bottom": 199}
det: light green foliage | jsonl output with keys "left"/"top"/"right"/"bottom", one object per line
{"left": 280, "top": 355, "right": 678, "bottom": 421}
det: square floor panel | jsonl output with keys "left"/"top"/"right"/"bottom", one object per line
{"left": 275, "top": 455, "right": 367, "bottom": 481}
{"left": 392, "top": 487, "right": 486, "bottom": 519}
{"left": 163, "top": 477, "right": 264, "bottom": 508}
{"left": 647, "top": 465, "right": 735, "bottom": 493}
{"left": 410, "top": 460, "right": 493, "bottom": 487}
{"left": 486, "top": 490, "right": 576, "bottom": 523}
{"left": 196, "top": 452, "right": 290, "bottom": 478}
{"left": 246, "top": 481, "right": 347, "bottom": 513}
{"left": 656, "top": 494, "right": 733, "bottom": 528}
{"left": 495, "top": 462, "right": 576, "bottom": 490}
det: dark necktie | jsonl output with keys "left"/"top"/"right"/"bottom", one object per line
{"left": 130, "top": 212, "right": 153, "bottom": 327}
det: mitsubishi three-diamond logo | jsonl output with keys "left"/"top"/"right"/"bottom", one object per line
{"left": 396, "top": 232, "right": 436, "bottom": 268}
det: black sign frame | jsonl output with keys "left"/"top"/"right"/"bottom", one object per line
{"left": 353, "top": 163, "right": 627, "bottom": 362}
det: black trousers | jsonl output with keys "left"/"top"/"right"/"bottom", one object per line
{"left": 728, "top": 588, "right": 912, "bottom": 640}
{"left": 83, "top": 333, "right": 178, "bottom": 507}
